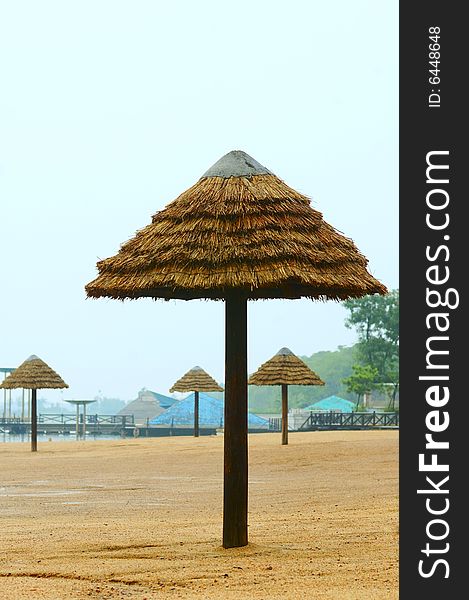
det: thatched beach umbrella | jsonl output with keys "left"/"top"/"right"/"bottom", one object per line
{"left": 85, "top": 149, "right": 386, "bottom": 547}
{"left": 0, "top": 355, "right": 68, "bottom": 452}
{"left": 248, "top": 347, "right": 324, "bottom": 445}
{"left": 169, "top": 366, "right": 223, "bottom": 437}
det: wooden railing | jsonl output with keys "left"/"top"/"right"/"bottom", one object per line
{"left": 37, "top": 414, "right": 134, "bottom": 425}
{"left": 268, "top": 411, "right": 399, "bottom": 431}
{"left": 268, "top": 417, "right": 282, "bottom": 431}
{"left": 1, "top": 414, "right": 134, "bottom": 427}
{"left": 299, "top": 411, "right": 399, "bottom": 430}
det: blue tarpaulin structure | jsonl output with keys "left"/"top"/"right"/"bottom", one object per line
{"left": 303, "top": 395, "right": 355, "bottom": 413}
{"left": 149, "top": 392, "right": 269, "bottom": 429}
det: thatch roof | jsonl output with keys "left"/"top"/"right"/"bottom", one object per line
{"left": 248, "top": 347, "right": 325, "bottom": 386}
{"left": 117, "top": 389, "right": 176, "bottom": 424}
{"left": 170, "top": 366, "right": 223, "bottom": 393}
{"left": 85, "top": 150, "right": 387, "bottom": 301}
{"left": 0, "top": 355, "right": 68, "bottom": 390}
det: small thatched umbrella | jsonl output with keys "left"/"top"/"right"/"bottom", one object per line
{"left": 249, "top": 347, "right": 324, "bottom": 445}
{"left": 0, "top": 355, "right": 68, "bottom": 452}
{"left": 85, "top": 150, "right": 386, "bottom": 547}
{"left": 169, "top": 366, "right": 223, "bottom": 437}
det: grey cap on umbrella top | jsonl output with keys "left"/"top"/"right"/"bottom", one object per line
{"left": 201, "top": 150, "right": 273, "bottom": 179}
{"left": 275, "top": 347, "right": 294, "bottom": 356}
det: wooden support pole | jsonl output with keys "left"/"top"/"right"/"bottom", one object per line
{"left": 194, "top": 390, "right": 199, "bottom": 437}
{"left": 21, "top": 389, "right": 25, "bottom": 421}
{"left": 281, "top": 384, "right": 289, "bottom": 445}
{"left": 76, "top": 403, "right": 80, "bottom": 439}
{"left": 223, "top": 293, "right": 248, "bottom": 548}
{"left": 31, "top": 389, "right": 37, "bottom": 452}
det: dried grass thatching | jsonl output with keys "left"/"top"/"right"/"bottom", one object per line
{"left": 0, "top": 355, "right": 69, "bottom": 390}
{"left": 170, "top": 366, "right": 223, "bottom": 393}
{"left": 85, "top": 150, "right": 387, "bottom": 301}
{"left": 248, "top": 348, "right": 325, "bottom": 386}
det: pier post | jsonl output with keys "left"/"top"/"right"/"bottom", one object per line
{"left": 83, "top": 402, "right": 87, "bottom": 438}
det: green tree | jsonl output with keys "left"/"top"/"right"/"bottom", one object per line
{"left": 343, "top": 290, "right": 399, "bottom": 405}
{"left": 343, "top": 364, "right": 379, "bottom": 410}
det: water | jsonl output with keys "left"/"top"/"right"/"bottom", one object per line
{"left": 1, "top": 432, "right": 123, "bottom": 443}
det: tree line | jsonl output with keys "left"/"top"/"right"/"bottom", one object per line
{"left": 342, "top": 289, "right": 399, "bottom": 410}
{"left": 248, "top": 289, "right": 399, "bottom": 413}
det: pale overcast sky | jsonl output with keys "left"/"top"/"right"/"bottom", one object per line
{"left": 0, "top": 0, "right": 397, "bottom": 403}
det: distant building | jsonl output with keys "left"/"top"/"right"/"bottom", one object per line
{"left": 303, "top": 396, "right": 355, "bottom": 413}
{"left": 364, "top": 386, "right": 399, "bottom": 410}
{"left": 117, "top": 388, "right": 176, "bottom": 425}
{"left": 149, "top": 392, "right": 269, "bottom": 429}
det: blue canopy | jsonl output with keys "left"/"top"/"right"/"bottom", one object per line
{"left": 304, "top": 395, "right": 355, "bottom": 413}
{"left": 149, "top": 392, "right": 269, "bottom": 429}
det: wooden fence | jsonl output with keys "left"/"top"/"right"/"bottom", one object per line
{"left": 269, "top": 411, "right": 399, "bottom": 431}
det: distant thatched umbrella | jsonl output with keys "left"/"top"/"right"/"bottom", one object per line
{"left": 0, "top": 355, "right": 68, "bottom": 452}
{"left": 85, "top": 150, "right": 386, "bottom": 548}
{"left": 249, "top": 347, "right": 324, "bottom": 445}
{"left": 169, "top": 366, "right": 223, "bottom": 437}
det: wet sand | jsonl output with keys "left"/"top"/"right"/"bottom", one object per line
{"left": 0, "top": 430, "right": 398, "bottom": 599}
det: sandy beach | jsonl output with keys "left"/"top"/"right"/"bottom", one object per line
{"left": 0, "top": 430, "right": 398, "bottom": 599}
